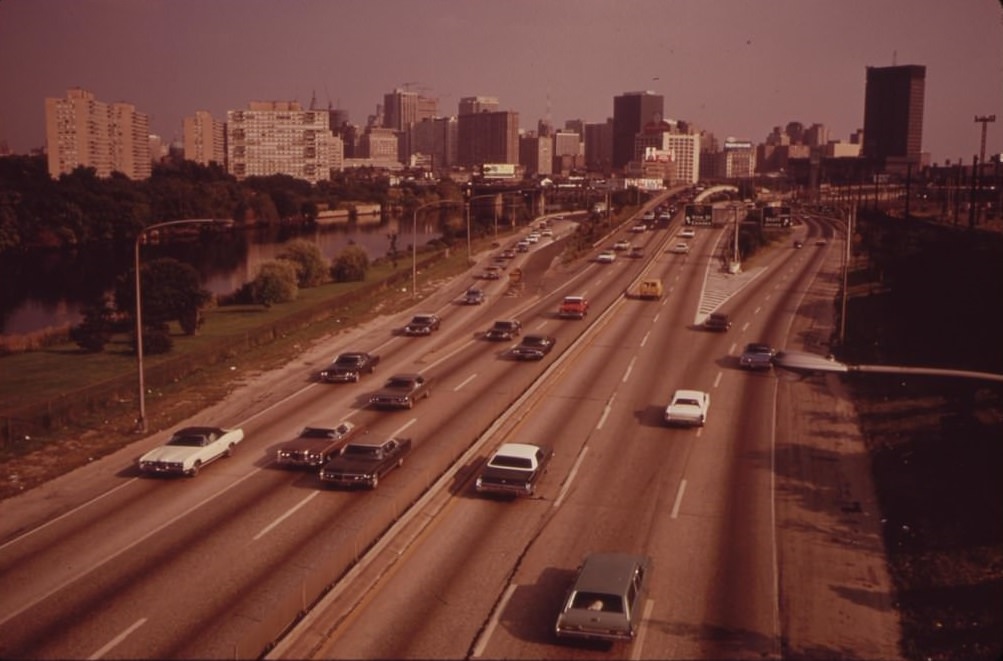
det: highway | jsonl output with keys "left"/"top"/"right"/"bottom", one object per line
{"left": 0, "top": 199, "right": 839, "bottom": 659}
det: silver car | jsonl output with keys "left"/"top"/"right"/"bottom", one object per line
{"left": 555, "top": 552, "right": 651, "bottom": 642}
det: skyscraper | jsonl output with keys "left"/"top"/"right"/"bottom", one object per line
{"left": 457, "top": 110, "right": 519, "bottom": 167}
{"left": 862, "top": 64, "right": 926, "bottom": 170}
{"left": 183, "top": 110, "right": 226, "bottom": 167}
{"left": 612, "top": 91, "right": 664, "bottom": 171}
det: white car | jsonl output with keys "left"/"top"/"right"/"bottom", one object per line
{"left": 670, "top": 242, "right": 691, "bottom": 255}
{"left": 597, "top": 250, "right": 616, "bottom": 263}
{"left": 631, "top": 224, "right": 647, "bottom": 233}
{"left": 612, "top": 239, "right": 631, "bottom": 251}
{"left": 679, "top": 228, "right": 696, "bottom": 238}
{"left": 664, "top": 389, "right": 710, "bottom": 427}
{"left": 138, "top": 426, "right": 244, "bottom": 476}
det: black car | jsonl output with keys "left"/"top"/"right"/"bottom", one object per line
{"left": 703, "top": 312, "right": 732, "bottom": 332}
{"left": 319, "top": 352, "right": 381, "bottom": 382}
{"left": 510, "top": 334, "right": 556, "bottom": 360}
{"left": 403, "top": 314, "right": 441, "bottom": 335}
{"left": 484, "top": 319, "right": 522, "bottom": 341}
{"left": 462, "top": 288, "right": 486, "bottom": 305}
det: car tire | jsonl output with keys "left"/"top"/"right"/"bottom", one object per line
{"left": 188, "top": 460, "right": 202, "bottom": 477}
{"left": 225, "top": 443, "right": 235, "bottom": 458}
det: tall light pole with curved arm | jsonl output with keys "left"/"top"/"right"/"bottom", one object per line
{"left": 411, "top": 200, "right": 461, "bottom": 299}
{"left": 134, "top": 218, "right": 228, "bottom": 433}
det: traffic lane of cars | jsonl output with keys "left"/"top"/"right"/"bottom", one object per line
{"left": 0, "top": 256, "right": 640, "bottom": 659}
{"left": 301, "top": 262, "right": 716, "bottom": 658}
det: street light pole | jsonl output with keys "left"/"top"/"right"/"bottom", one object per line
{"left": 412, "top": 200, "right": 460, "bottom": 299}
{"left": 134, "top": 218, "right": 225, "bottom": 433}
{"left": 773, "top": 349, "right": 1003, "bottom": 383}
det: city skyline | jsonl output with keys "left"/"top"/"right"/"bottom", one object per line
{"left": 1, "top": 0, "right": 1001, "bottom": 165}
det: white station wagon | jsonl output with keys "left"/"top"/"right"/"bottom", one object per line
{"left": 663, "top": 389, "right": 710, "bottom": 427}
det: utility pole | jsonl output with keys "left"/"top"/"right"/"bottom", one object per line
{"left": 974, "top": 115, "right": 996, "bottom": 165}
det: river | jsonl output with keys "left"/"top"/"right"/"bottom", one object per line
{"left": 0, "top": 217, "right": 444, "bottom": 337}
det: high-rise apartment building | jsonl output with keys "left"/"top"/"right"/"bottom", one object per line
{"left": 457, "top": 110, "right": 519, "bottom": 167}
{"left": 226, "top": 101, "right": 341, "bottom": 184}
{"left": 383, "top": 88, "right": 438, "bottom": 162}
{"left": 183, "top": 110, "right": 226, "bottom": 167}
{"left": 612, "top": 91, "right": 664, "bottom": 170}
{"left": 862, "top": 64, "right": 926, "bottom": 169}
{"left": 458, "top": 96, "right": 499, "bottom": 116}
{"left": 44, "top": 87, "right": 151, "bottom": 179}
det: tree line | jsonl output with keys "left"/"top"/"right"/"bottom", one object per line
{"left": 0, "top": 154, "right": 468, "bottom": 253}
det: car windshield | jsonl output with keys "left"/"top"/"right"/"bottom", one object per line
{"left": 675, "top": 398, "right": 700, "bottom": 407}
{"left": 335, "top": 355, "right": 362, "bottom": 365}
{"left": 168, "top": 434, "right": 207, "bottom": 447}
{"left": 343, "top": 445, "right": 380, "bottom": 458}
{"left": 301, "top": 427, "right": 337, "bottom": 438}
{"left": 523, "top": 337, "right": 547, "bottom": 346}
{"left": 386, "top": 377, "right": 416, "bottom": 388}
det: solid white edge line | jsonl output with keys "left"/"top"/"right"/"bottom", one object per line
{"left": 88, "top": 617, "right": 147, "bottom": 660}
{"left": 471, "top": 583, "right": 517, "bottom": 657}
{"left": 631, "top": 599, "right": 656, "bottom": 661}
{"left": 253, "top": 492, "right": 319, "bottom": 541}
{"left": 670, "top": 479, "right": 687, "bottom": 519}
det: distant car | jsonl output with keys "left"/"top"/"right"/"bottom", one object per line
{"left": 739, "top": 342, "right": 776, "bottom": 370}
{"left": 670, "top": 242, "right": 690, "bottom": 254}
{"left": 659, "top": 212, "right": 673, "bottom": 222}
{"left": 516, "top": 240, "right": 530, "bottom": 253}
{"left": 815, "top": 238, "right": 828, "bottom": 246}
{"left": 597, "top": 250, "right": 617, "bottom": 263}
{"left": 541, "top": 228, "right": 554, "bottom": 237}
{"left": 510, "top": 334, "right": 556, "bottom": 360}
{"left": 138, "top": 426, "right": 244, "bottom": 477}
{"left": 526, "top": 233, "right": 540, "bottom": 243}
{"left": 479, "top": 266, "right": 503, "bottom": 280}
{"left": 664, "top": 389, "right": 710, "bottom": 427}
{"left": 793, "top": 240, "right": 804, "bottom": 249}
{"left": 462, "top": 287, "right": 486, "bottom": 305}
{"left": 679, "top": 228, "right": 696, "bottom": 239}
{"left": 642, "top": 210, "right": 656, "bottom": 221}
{"left": 484, "top": 319, "right": 522, "bottom": 341}
{"left": 558, "top": 295, "right": 589, "bottom": 319}
{"left": 555, "top": 552, "right": 651, "bottom": 642}
{"left": 627, "top": 246, "right": 644, "bottom": 258}
{"left": 612, "top": 239, "right": 631, "bottom": 251}
{"left": 630, "top": 224, "right": 647, "bottom": 233}
{"left": 475, "top": 442, "right": 552, "bottom": 497}
{"left": 404, "top": 313, "right": 441, "bottom": 335}
{"left": 703, "top": 312, "right": 732, "bottom": 332}
{"left": 369, "top": 373, "right": 433, "bottom": 409}
{"left": 500, "top": 248, "right": 517, "bottom": 259}
{"left": 319, "top": 351, "right": 380, "bottom": 383}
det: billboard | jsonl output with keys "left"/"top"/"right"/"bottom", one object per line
{"left": 482, "top": 163, "right": 517, "bottom": 179}
{"left": 684, "top": 204, "right": 714, "bottom": 225}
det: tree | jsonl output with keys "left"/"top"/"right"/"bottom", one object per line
{"left": 116, "top": 257, "right": 213, "bottom": 343}
{"left": 331, "top": 244, "right": 369, "bottom": 282}
{"left": 279, "top": 238, "right": 328, "bottom": 287}
{"left": 250, "top": 259, "right": 299, "bottom": 307}
{"left": 69, "top": 295, "right": 116, "bottom": 352}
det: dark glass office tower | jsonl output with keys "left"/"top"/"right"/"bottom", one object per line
{"left": 862, "top": 65, "right": 926, "bottom": 169}
{"left": 612, "top": 91, "right": 664, "bottom": 171}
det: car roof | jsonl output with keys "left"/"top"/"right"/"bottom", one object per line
{"left": 574, "top": 553, "right": 650, "bottom": 595}
{"left": 493, "top": 442, "right": 542, "bottom": 459}
{"left": 672, "top": 389, "right": 707, "bottom": 400}
{"left": 564, "top": 295, "right": 585, "bottom": 302}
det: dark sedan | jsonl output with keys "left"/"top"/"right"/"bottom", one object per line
{"left": 509, "top": 334, "right": 556, "bottom": 360}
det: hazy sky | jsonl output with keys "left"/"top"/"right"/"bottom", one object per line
{"left": 2, "top": 0, "right": 1001, "bottom": 165}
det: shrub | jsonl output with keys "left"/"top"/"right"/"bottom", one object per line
{"left": 331, "top": 244, "right": 369, "bottom": 282}
{"left": 251, "top": 259, "right": 299, "bottom": 307}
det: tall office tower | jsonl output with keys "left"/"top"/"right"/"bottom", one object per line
{"left": 457, "top": 110, "right": 519, "bottom": 167}
{"left": 411, "top": 116, "right": 458, "bottom": 171}
{"left": 183, "top": 110, "right": 226, "bottom": 167}
{"left": 862, "top": 64, "right": 926, "bottom": 169}
{"left": 382, "top": 88, "right": 438, "bottom": 131}
{"left": 458, "top": 96, "right": 500, "bottom": 116}
{"left": 519, "top": 133, "right": 553, "bottom": 176}
{"left": 45, "top": 87, "right": 152, "bottom": 179}
{"left": 612, "top": 91, "right": 664, "bottom": 170}
{"left": 585, "top": 119, "right": 614, "bottom": 175}
{"left": 226, "top": 101, "right": 339, "bottom": 183}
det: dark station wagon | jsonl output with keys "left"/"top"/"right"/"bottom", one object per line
{"left": 555, "top": 552, "right": 651, "bottom": 643}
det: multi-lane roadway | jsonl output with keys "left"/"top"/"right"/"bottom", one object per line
{"left": 0, "top": 201, "right": 841, "bottom": 659}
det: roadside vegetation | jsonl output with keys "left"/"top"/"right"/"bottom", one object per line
{"left": 841, "top": 211, "right": 1003, "bottom": 661}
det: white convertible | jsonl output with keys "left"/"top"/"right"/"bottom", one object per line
{"left": 138, "top": 426, "right": 244, "bottom": 477}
